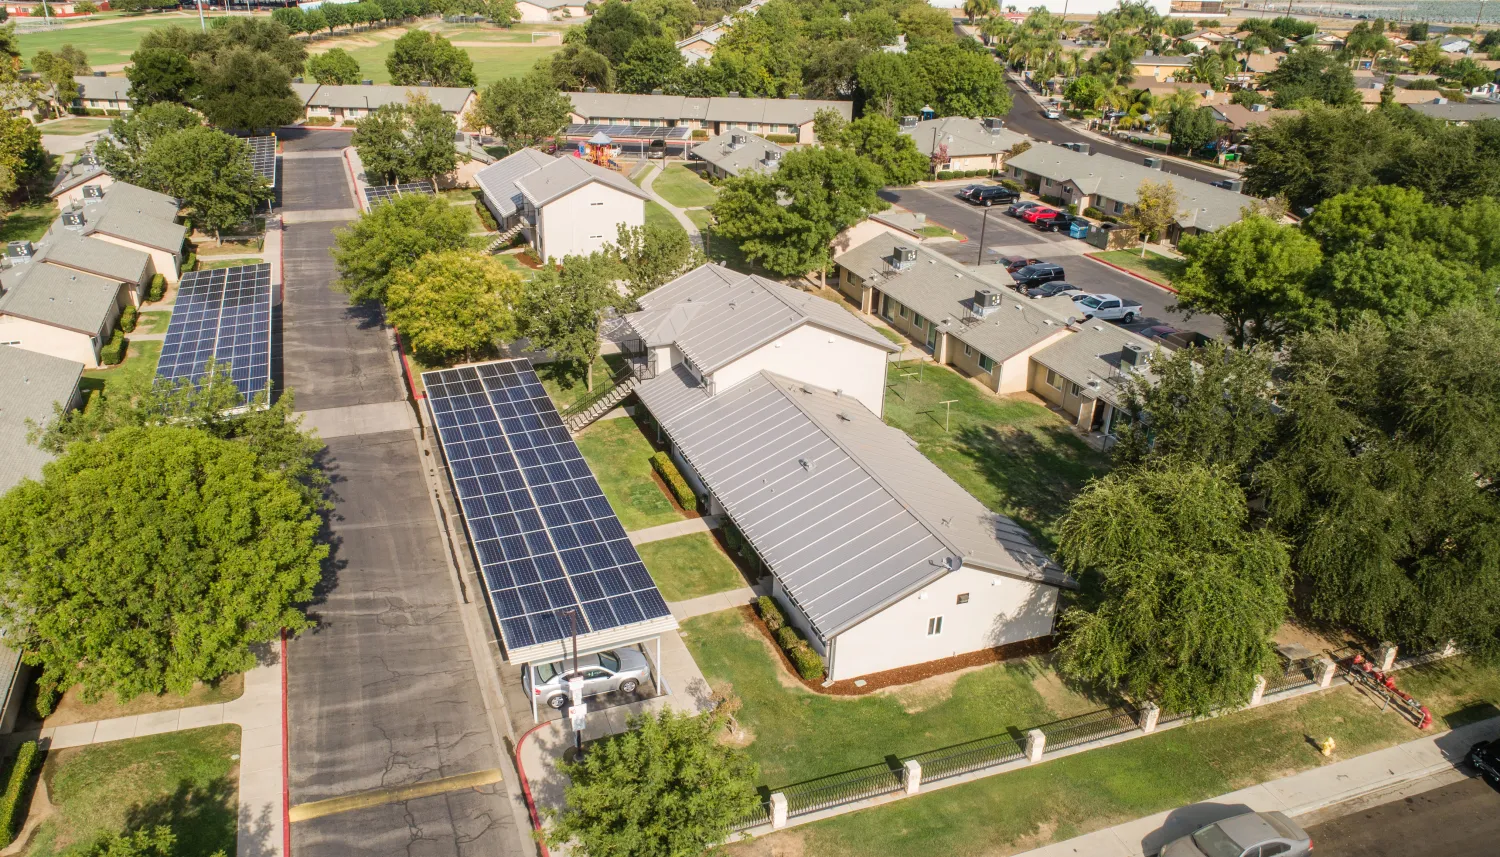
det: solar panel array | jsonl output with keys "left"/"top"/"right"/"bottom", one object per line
{"left": 424, "top": 361, "right": 673, "bottom": 652}
{"left": 564, "top": 124, "right": 692, "bottom": 141}
{"left": 155, "top": 264, "right": 272, "bottom": 400}
{"left": 246, "top": 136, "right": 277, "bottom": 188}
{"left": 363, "top": 181, "right": 436, "bottom": 207}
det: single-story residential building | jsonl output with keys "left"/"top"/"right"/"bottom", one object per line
{"left": 515, "top": 0, "right": 587, "bottom": 21}
{"left": 301, "top": 83, "right": 478, "bottom": 126}
{"left": 1131, "top": 54, "right": 1193, "bottom": 81}
{"left": 901, "top": 116, "right": 1030, "bottom": 173}
{"left": 676, "top": 22, "right": 726, "bottom": 65}
{"left": 1006, "top": 145, "right": 1255, "bottom": 245}
{"left": 1301, "top": 32, "right": 1345, "bottom": 51}
{"left": 49, "top": 150, "right": 111, "bottom": 205}
{"left": 3, "top": 1, "right": 106, "bottom": 15}
{"left": 1355, "top": 84, "right": 1439, "bottom": 108}
{"left": 4, "top": 228, "right": 154, "bottom": 307}
{"left": 52, "top": 181, "right": 185, "bottom": 284}
{"left": 0, "top": 263, "right": 122, "bottom": 367}
{"left": 475, "top": 148, "right": 649, "bottom": 262}
{"left": 565, "top": 92, "right": 852, "bottom": 144}
{"left": 1210, "top": 102, "right": 1298, "bottom": 139}
{"left": 690, "top": 129, "right": 785, "bottom": 179}
{"left": 1179, "top": 30, "right": 1228, "bottom": 52}
{"left": 830, "top": 209, "right": 928, "bottom": 258}
{"left": 71, "top": 74, "right": 130, "bottom": 114}
{"left": 1406, "top": 100, "right": 1500, "bottom": 124}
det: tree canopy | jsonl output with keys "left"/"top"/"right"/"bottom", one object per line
{"left": 95, "top": 103, "right": 201, "bottom": 185}
{"left": 609, "top": 221, "right": 701, "bottom": 303}
{"left": 517, "top": 251, "right": 625, "bottom": 391}
{"left": 386, "top": 249, "right": 523, "bottom": 363}
{"left": 352, "top": 97, "right": 460, "bottom": 185}
{"left": 387, "top": 29, "right": 476, "bottom": 87}
{"left": 193, "top": 46, "right": 303, "bottom": 133}
{"left": 819, "top": 112, "right": 929, "bottom": 186}
{"left": 472, "top": 67, "right": 572, "bottom": 150}
{"left": 332, "top": 192, "right": 473, "bottom": 304}
{"left": 307, "top": 48, "right": 362, "bottom": 85}
{"left": 142, "top": 127, "right": 273, "bottom": 240}
{"left": 1261, "top": 45, "right": 1359, "bottom": 109}
{"left": 1174, "top": 214, "right": 1324, "bottom": 347}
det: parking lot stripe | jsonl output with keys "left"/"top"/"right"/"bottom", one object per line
{"left": 287, "top": 769, "right": 505, "bottom": 822}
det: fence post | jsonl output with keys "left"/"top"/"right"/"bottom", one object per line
{"left": 1025, "top": 728, "right": 1046, "bottom": 763}
{"left": 1139, "top": 702, "right": 1160, "bottom": 734}
{"left": 1377, "top": 642, "right": 1398, "bottom": 671}
{"left": 903, "top": 760, "right": 922, "bottom": 795}
{"left": 770, "top": 792, "right": 788, "bottom": 829}
{"left": 1250, "top": 675, "right": 1267, "bottom": 706}
{"left": 1315, "top": 657, "right": 1337, "bottom": 689}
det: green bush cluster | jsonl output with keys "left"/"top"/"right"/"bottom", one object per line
{"left": 0, "top": 741, "right": 39, "bottom": 846}
{"left": 1000, "top": 178, "right": 1024, "bottom": 193}
{"left": 755, "top": 594, "right": 784, "bottom": 631}
{"left": 304, "top": 116, "right": 337, "bottom": 127}
{"left": 475, "top": 202, "right": 499, "bottom": 232}
{"left": 119, "top": 305, "right": 138, "bottom": 333}
{"left": 1066, "top": 203, "right": 1078, "bottom": 215}
{"left": 1039, "top": 194, "right": 1064, "bottom": 206}
{"left": 183, "top": 252, "right": 197, "bottom": 272}
{"left": 147, "top": 273, "right": 166, "bottom": 302}
{"left": 650, "top": 451, "right": 697, "bottom": 512}
{"left": 934, "top": 169, "right": 1002, "bottom": 180}
{"left": 754, "top": 594, "right": 824, "bottom": 680}
{"left": 1083, "top": 206, "right": 1105, "bottom": 220}
{"left": 100, "top": 331, "right": 127, "bottom": 365}
{"left": 764, "top": 133, "right": 799, "bottom": 144}
{"left": 691, "top": 129, "right": 710, "bottom": 140}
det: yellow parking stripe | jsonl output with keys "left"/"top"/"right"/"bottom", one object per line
{"left": 288, "top": 769, "right": 504, "bottom": 822}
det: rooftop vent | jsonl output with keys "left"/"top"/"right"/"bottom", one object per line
{"left": 1249, "top": 102, "right": 1268, "bottom": 112}
{"left": 62, "top": 211, "right": 86, "bottom": 229}
{"left": 899, "top": 115, "right": 918, "bottom": 129}
{"left": 892, "top": 244, "right": 916, "bottom": 271}
{"left": 983, "top": 117, "right": 1004, "bottom": 133}
{"left": 6, "top": 241, "right": 32, "bottom": 260}
{"left": 798, "top": 456, "right": 814, "bottom": 472}
{"left": 584, "top": 86, "right": 598, "bottom": 93}
{"left": 82, "top": 184, "right": 104, "bottom": 200}
{"left": 727, "top": 91, "right": 740, "bottom": 98}
{"left": 763, "top": 149, "right": 782, "bottom": 165}
{"left": 1120, "top": 342, "right": 1146, "bottom": 369}
{"left": 728, "top": 132, "right": 745, "bottom": 149}
{"left": 418, "top": 79, "right": 432, "bottom": 87}
{"left": 789, "top": 93, "right": 801, "bottom": 99}
{"left": 1143, "top": 156, "right": 1163, "bottom": 169}
{"left": 1219, "top": 178, "right": 1243, "bottom": 192}
{"left": 651, "top": 88, "right": 663, "bottom": 95}
{"left": 973, "top": 288, "right": 1001, "bottom": 317}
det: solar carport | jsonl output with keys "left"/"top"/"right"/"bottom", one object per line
{"left": 562, "top": 123, "right": 693, "bottom": 157}
{"left": 422, "top": 359, "right": 680, "bottom": 721}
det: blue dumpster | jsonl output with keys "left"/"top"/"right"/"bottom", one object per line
{"left": 1068, "top": 221, "right": 1091, "bottom": 240}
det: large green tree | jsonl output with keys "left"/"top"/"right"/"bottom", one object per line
{"left": 352, "top": 97, "right": 460, "bottom": 185}
{"left": 307, "top": 48, "right": 362, "bottom": 85}
{"left": 332, "top": 192, "right": 473, "bottom": 303}
{"left": 1262, "top": 44, "right": 1359, "bottom": 108}
{"left": 517, "top": 251, "right": 625, "bottom": 391}
{"left": 386, "top": 249, "right": 522, "bottom": 363}
{"left": 95, "top": 102, "right": 202, "bottom": 185}
{"left": 472, "top": 67, "right": 572, "bottom": 149}
{"left": 1173, "top": 214, "right": 1324, "bottom": 346}
{"left": 617, "top": 35, "right": 684, "bottom": 94}
{"left": 193, "top": 46, "right": 303, "bottom": 132}
{"left": 0, "top": 425, "right": 326, "bottom": 708}
{"left": 142, "top": 127, "right": 272, "bottom": 241}
{"left": 830, "top": 113, "right": 929, "bottom": 186}
{"left": 1167, "top": 105, "right": 1219, "bottom": 155}
{"left": 609, "top": 221, "right": 700, "bottom": 303}
{"left": 32, "top": 44, "right": 89, "bottom": 115}
{"left": 1055, "top": 459, "right": 1290, "bottom": 715}
{"left": 126, "top": 48, "right": 198, "bottom": 107}
{"left": 387, "top": 29, "right": 476, "bottom": 87}
{"left": 547, "top": 706, "right": 759, "bottom": 857}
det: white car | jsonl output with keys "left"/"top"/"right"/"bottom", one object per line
{"left": 525, "top": 648, "right": 651, "bottom": 709}
{"left": 1044, "top": 107, "right": 1063, "bottom": 119}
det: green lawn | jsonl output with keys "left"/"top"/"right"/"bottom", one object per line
{"left": 196, "top": 257, "right": 262, "bottom": 271}
{"left": 81, "top": 338, "right": 161, "bottom": 403}
{"left": 19, "top": 14, "right": 221, "bottom": 67}
{"left": 0, "top": 200, "right": 59, "bottom": 245}
{"left": 732, "top": 655, "right": 1500, "bottom": 857}
{"left": 22, "top": 725, "right": 240, "bottom": 857}
{"left": 1090, "top": 249, "right": 1187, "bottom": 287}
{"left": 315, "top": 36, "right": 559, "bottom": 85}
{"left": 37, "top": 117, "right": 114, "bottom": 135}
{"left": 574, "top": 417, "right": 682, "bottom": 532}
{"left": 645, "top": 199, "right": 682, "bottom": 234}
{"left": 918, "top": 224, "right": 962, "bottom": 240}
{"left": 495, "top": 251, "right": 536, "bottom": 280}
{"left": 637, "top": 532, "right": 746, "bottom": 602}
{"left": 883, "top": 361, "right": 1107, "bottom": 550}
{"left": 651, "top": 165, "right": 717, "bottom": 209}
{"left": 135, "top": 310, "right": 172, "bottom": 334}
{"left": 687, "top": 208, "right": 754, "bottom": 273}
{"left": 535, "top": 352, "right": 626, "bottom": 412}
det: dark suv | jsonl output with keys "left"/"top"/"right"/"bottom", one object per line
{"left": 1033, "top": 212, "right": 1091, "bottom": 233}
{"left": 967, "top": 186, "right": 1020, "bottom": 207}
{"left": 1011, "top": 262, "right": 1066, "bottom": 288}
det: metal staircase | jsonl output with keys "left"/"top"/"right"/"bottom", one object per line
{"left": 563, "top": 374, "right": 639, "bottom": 434}
{"left": 486, "top": 221, "right": 526, "bottom": 253}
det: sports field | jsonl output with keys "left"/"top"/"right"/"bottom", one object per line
{"left": 309, "top": 26, "right": 560, "bottom": 85}
{"left": 16, "top": 12, "right": 223, "bottom": 68}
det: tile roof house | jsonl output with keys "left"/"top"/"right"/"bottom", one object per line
{"left": 566, "top": 92, "right": 852, "bottom": 144}
{"left": 475, "top": 149, "right": 648, "bottom": 262}
{"left": 1406, "top": 100, "right": 1500, "bottom": 124}
{"left": 691, "top": 129, "right": 785, "bottom": 179}
{"left": 901, "top": 117, "right": 1030, "bottom": 173}
{"left": 52, "top": 181, "right": 186, "bottom": 283}
{"left": 1132, "top": 54, "right": 1194, "bottom": 81}
{"left": 0, "top": 262, "right": 123, "bottom": 367}
{"left": 300, "top": 83, "right": 478, "bottom": 126}
{"left": 71, "top": 74, "right": 130, "bottom": 113}
{"left": 515, "top": 0, "right": 588, "bottom": 22}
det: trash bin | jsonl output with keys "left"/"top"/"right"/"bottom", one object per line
{"left": 1068, "top": 221, "right": 1090, "bottom": 240}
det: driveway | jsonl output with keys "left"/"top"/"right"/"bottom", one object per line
{"left": 881, "top": 185, "right": 1224, "bottom": 338}
{"left": 1305, "top": 776, "right": 1500, "bottom": 857}
{"left": 278, "top": 126, "right": 356, "bottom": 153}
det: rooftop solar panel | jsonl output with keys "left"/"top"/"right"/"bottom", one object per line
{"left": 563, "top": 124, "right": 692, "bottom": 141}
{"left": 424, "top": 360, "right": 674, "bottom": 657}
{"left": 246, "top": 136, "right": 277, "bottom": 188}
{"left": 155, "top": 264, "right": 272, "bottom": 401}
{"left": 362, "top": 180, "right": 436, "bottom": 207}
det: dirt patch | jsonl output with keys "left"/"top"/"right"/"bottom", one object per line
{"left": 1030, "top": 661, "right": 1109, "bottom": 718}
{"left": 731, "top": 829, "right": 806, "bottom": 857}
{"left": 880, "top": 662, "right": 992, "bottom": 714}
{"left": 1273, "top": 618, "right": 1357, "bottom": 655}
{"left": 992, "top": 819, "right": 1059, "bottom": 856}
{"left": 717, "top": 722, "right": 756, "bottom": 748}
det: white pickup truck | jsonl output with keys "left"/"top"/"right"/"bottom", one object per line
{"left": 1073, "top": 293, "right": 1144, "bottom": 324}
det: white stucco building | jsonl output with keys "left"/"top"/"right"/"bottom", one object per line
{"left": 475, "top": 149, "right": 649, "bottom": 262}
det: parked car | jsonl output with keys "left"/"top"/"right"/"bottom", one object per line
{"left": 1159, "top": 811, "right": 1312, "bottom": 857}
{"left": 1074, "top": 293, "right": 1144, "bottom": 323}
{"left": 1033, "top": 212, "right": 1091, "bottom": 233}
{"left": 524, "top": 649, "right": 651, "bottom": 709}
{"left": 996, "top": 254, "right": 1042, "bottom": 273}
{"left": 1011, "top": 262, "right": 1067, "bottom": 288}
{"left": 1021, "top": 206, "right": 1060, "bottom": 223}
{"left": 1043, "top": 105, "right": 1064, "bottom": 120}
{"left": 1006, "top": 200, "right": 1042, "bottom": 218}
{"left": 1025, "top": 281, "right": 1081, "bottom": 299}
{"left": 1469, "top": 740, "right": 1500, "bottom": 784}
{"left": 954, "top": 183, "right": 987, "bottom": 200}
{"left": 1141, "top": 325, "right": 1214, "bottom": 349}
{"left": 647, "top": 139, "right": 667, "bottom": 159}
{"left": 968, "top": 186, "right": 1020, "bottom": 207}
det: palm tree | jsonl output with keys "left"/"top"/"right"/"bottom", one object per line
{"left": 981, "top": 17, "right": 1016, "bottom": 48}
{"left": 964, "top": 0, "right": 999, "bottom": 25}
{"left": 1187, "top": 53, "right": 1225, "bottom": 89}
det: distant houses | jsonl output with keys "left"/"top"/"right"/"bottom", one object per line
{"left": 514, "top": 0, "right": 587, "bottom": 22}
{"left": 475, "top": 149, "right": 649, "bottom": 262}
{"left": 299, "top": 83, "right": 478, "bottom": 125}
{"left": 691, "top": 130, "right": 785, "bottom": 179}
{"left": 565, "top": 92, "right": 853, "bottom": 144}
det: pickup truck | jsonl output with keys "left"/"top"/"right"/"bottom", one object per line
{"left": 1073, "top": 293, "right": 1143, "bottom": 324}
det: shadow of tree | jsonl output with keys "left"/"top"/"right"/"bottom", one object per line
{"left": 952, "top": 423, "right": 1105, "bottom": 549}
{"left": 121, "top": 777, "right": 237, "bottom": 857}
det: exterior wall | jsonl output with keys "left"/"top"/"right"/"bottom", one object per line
{"left": 796, "top": 120, "right": 817, "bottom": 145}
{"left": 534, "top": 182, "right": 644, "bottom": 262}
{"left": 942, "top": 153, "right": 1000, "bottom": 172}
{"left": 515, "top": 1, "right": 551, "bottom": 21}
{"left": 0, "top": 315, "right": 109, "bottom": 367}
{"left": 835, "top": 267, "right": 871, "bottom": 314}
{"left": 440, "top": 157, "right": 489, "bottom": 189}
{"left": 998, "top": 331, "right": 1069, "bottom": 394}
{"left": 1029, "top": 360, "right": 1094, "bottom": 422}
{"left": 92, "top": 233, "right": 180, "bottom": 284}
{"left": 771, "top": 576, "right": 828, "bottom": 656}
{"left": 54, "top": 174, "right": 115, "bottom": 207}
{"left": 949, "top": 338, "right": 1002, "bottom": 393}
{"left": 827, "top": 565, "right": 1058, "bottom": 681}
{"left": 876, "top": 291, "right": 938, "bottom": 350}
{"left": 710, "top": 323, "right": 889, "bottom": 418}
{"left": 831, "top": 219, "right": 919, "bottom": 260}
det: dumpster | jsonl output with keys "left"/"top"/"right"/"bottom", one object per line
{"left": 1068, "top": 220, "right": 1090, "bottom": 239}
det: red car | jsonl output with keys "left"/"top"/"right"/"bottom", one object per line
{"left": 1021, "top": 207, "right": 1058, "bottom": 223}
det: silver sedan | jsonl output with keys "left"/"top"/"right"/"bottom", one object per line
{"left": 526, "top": 648, "right": 650, "bottom": 710}
{"left": 1160, "top": 811, "right": 1312, "bottom": 857}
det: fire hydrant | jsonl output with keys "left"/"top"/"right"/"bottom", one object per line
{"left": 1319, "top": 736, "right": 1336, "bottom": 757}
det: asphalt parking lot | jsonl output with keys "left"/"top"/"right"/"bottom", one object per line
{"left": 1305, "top": 775, "right": 1500, "bottom": 857}
{"left": 880, "top": 185, "right": 1225, "bottom": 339}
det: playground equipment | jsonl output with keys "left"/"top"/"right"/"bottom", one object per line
{"left": 579, "top": 131, "right": 622, "bottom": 170}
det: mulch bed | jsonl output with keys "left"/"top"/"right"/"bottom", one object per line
{"left": 737, "top": 605, "right": 1055, "bottom": 696}
{"left": 649, "top": 468, "right": 702, "bottom": 520}
{"left": 516, "top": 252, "right": 543, "bottom": 269}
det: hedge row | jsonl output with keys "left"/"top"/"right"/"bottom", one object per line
{"left": 475, "top": 202, "right": 499, "bottom": 232}
{"left": 755, "top": 595, "right": 824, "bottom": 680}
{"left": 183, "top": 252, "right": 197, "bottom": 272}
{"left": 0, "top": 741, "right": 39, "bottom": 846}
{"left": 764, "top": 133, "right": 798, "bottom": 144}
{"left": 935, "top": 168, "right": 1005, "bottom": 180}
{"left": 1083, "top": 206, "right": 1104, "bottom": 220}
{"left": 147, "top": 273, "right": 166, "bottom": 302}
{"left": 650, "top": 451, "right": 698, "bottom": 512}
{"left": 303, "top": 116, "right": 337, "bottom": 127}
{"left": 119, "top": 305, "right": 138, "bottom": 333}
{"left": 100, "top": 330, "right": 127, "bottom": 365}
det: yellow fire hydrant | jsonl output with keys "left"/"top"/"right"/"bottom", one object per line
{"left": 1319, "top": 736, "right": 1336, "bottom": 757}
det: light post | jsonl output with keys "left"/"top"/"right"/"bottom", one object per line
{"left": 562, "top": 608, "right": 584, "bottom": 754}
{"left": 976, "top": 207, "right": 991, "bottom": 266}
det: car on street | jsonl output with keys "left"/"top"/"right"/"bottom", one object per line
{"left": 1159, "top": 810, "right": 1312, "bottom": 857}
{"left": 1044, "top": 104, "right": 1064, "bottom": 119}
{"left": 1074, "top": 293, "right": 1144, "bottom": 323}
{"left": 996, "top": 254, "right": 1042, "bottom": 273}
{"left": 1033, "top": 212, "right": 1091, "bottom": 233}
{"left": 1024, "top": 280, "right": 1081, "bottom": 299}
{"left": 1470, "top": 740, "right": 1500, "bottom": 784}
{"left": 954, "top": 183, "right": 987, "bottom": 200}
{"left": 524, "top": 648, "right": 651, "bottom": 709}
{"left": 1006, "top": 200, "right": 1042, "bottom": 218}
{"left": 1011, "top": 262, "right": 1067, "bottom": 289}
{"left": 967, "top": 186, "right": 1020, "bottom": 207}
{"left": 1021, "top": 206, "right": 1060, "bottom": 223}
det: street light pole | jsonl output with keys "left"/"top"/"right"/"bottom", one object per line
{"left": 976, "top": 208, "right": 991, "bottom": 266}
{"left": 197, "top": 0, "right": 207, "bottom": 32}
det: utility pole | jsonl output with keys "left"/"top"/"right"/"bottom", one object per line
{"left": 976, "top": 208, "right": 990, "bottom": 265}
{"left": 198, "top": 0, "right": 208, "bottom": 32}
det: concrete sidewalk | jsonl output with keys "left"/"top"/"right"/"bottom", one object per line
{"left": 640, "top": 165, "right": 704, "bottom": 249}
{"left": 1015, "top": 715, "right": 1500, "bottom": 857}
{"left": 627, "top": 514, "right": 721, "bottom": 545}
{"left": 668, "top": 583, "right": 768, "bottom": 621}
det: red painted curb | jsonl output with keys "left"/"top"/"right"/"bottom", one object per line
{"left": 343, "top": 150, "right": 364, "bottom": 212}
{"left": 391, "top": 326, "right": 426, "bottom": 400}
{"left": 281, "top": 631, "right": 291, "bottom": 857}
{"left": 515, "top": 723, "right": 553, "bottom": 857}
{"left": 1085, "top": 253, "right": 1179, "bottom": 294}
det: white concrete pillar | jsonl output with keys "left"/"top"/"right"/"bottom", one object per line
{"left": 1377, "top": 642, "right": 1398, "bottom": 671}
{"left": 1315, "top": 657, "right": 1337, "bottom": 689}
{"left": 1025, "top": 728, "right": 1046, "bottom": 763}
{"left": 903, "top": 760, "right": 922, "bottom": 795}
{"left": 1442, "top": 640, "right": 1458, "bottom": 657}
{"left": 770, "top": 792, "right": 787, "bottom": 829}
{"left": 1139, "top": 702, "right": 1160, "bottom": 734}
{"left": 1250, "top": 675, "right": 1267, "bottom": 706}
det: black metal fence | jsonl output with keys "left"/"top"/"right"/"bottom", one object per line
{"left": 1037, "top": 705, "right": 1143, "bottom": 751}
{"left": 730, "top": 801, "right": 772, "bottom": 832}
{"left": 907, "top": 733, "right": 1026, "bottom": 784}
{"left": 1262, "top": 656, "right": 1318, "bottom": 695}
{"left": 783, "top": 763, "right": 904, "bottom": 819}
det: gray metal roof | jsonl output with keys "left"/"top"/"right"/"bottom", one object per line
{"left": 691, "top": 130, "right": 785, "bottom": 177}
{"left": 635, "top": 262, "right": 743, "bottom": 310}
{"left": 903, "top": 117, "right": 1029, "bottom": 158}
{"left": 625, "top": 265, "right": 897, "bottom": 373}
{"left": 1031, "top": 321, "right": 1160, "bottom": 407}
{"left": 1407, "top": 101, "right": 1500, "bottom": 123}
{"left": 638, "top": 371, "right": 1067, "bottom": 640}
{"left": 73, "top": 74, "right": 130, "bottom": 102}
{"left": 515, "top": 155, "right": 650, "bottom": 208}
{"left": 0, "top": 265, "right": 119, "bottom": 334}
{"left": 1007, "top": 146, "right": 1254, "bottom": 232}
{"left": 33, "top": 232, "right": 150, "bottom": 285}
{"left": 474, "top": 148, "right": 556, "bottom": 217}
{"left": 308, "top": 84, "right": 475, "bottom": 114}
{"left": 566, "top": 92, "right": 851, "bottom": 126}
{"left": 0, "top": 346, "right": 81, "bottom": 494}
{"left": 634, "top": 361, "right": 710, "bottom": 423}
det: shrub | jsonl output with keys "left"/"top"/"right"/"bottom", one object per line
{"left": 650, "top": 451, "right": 697, "bottom": 512}
{"left": 788, "top": 644, "right": 824, "bottom": 680}
{"left": 937, "top": 170, "right": 954, "bottom": 180}
{"left": 0, "top": 741, "right": 39, "bottom": 846}
{"left": 755, "top": 594, "right": 784, "bottom": 632}
{"left": 774, "top": 625, "right": 799, "bottom": 649}
{"left": 723, "top": 521, "right": 742, "bottom": 552}
{"left": 147, "top": 273, "right": 166, "bottom": 302}
{"left": 691, "top": 129, "right": 709, "bottom": 140}
{"left": 765, "top": 133, "right": 798, "bottom": 144}
{"left": 1000, "top": 178, "right": 1024, "bottom": 193}
{"left": 119, "top": 305, "right": 138, "bottom": 333}
{"left": 304, "top": 116, "right": 336, "bottom": 126}
{"left": 99, "top": 331, "right": 127, "bottom": 365}
{"left": 1066, "top": 203, "right": 1078, "bottom": 214}
{"left": 1084, "top": 206, "right": 1104, "bottom": 219}
{"left": 183, "top": 252, "right": 197, "bottom": 272}
{"left": 475, "top": 201, "right": 499, "bottom": 231}
{"left": 1040, "top": 194, "right": 1063, "bottom": 206}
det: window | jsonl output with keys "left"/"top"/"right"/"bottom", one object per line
{"left": 1113, "top": 201, "right": 1124, "bottom": 214}
{"left": 1258, "top": 845, "right": 1292, "bottom": 857}
{"left": 1070, "top": 382, "right": 1083, "bottom": 397}
{"left": 590, "top": 202, "right": 604, "bottom": 206}
{"left": 597, "top": 651, "right": 620, "bottom": 672}
{"left": 534, "top": 662, "right": 561, "bottom": 684}
{"left": 978, "top": 354, "right": 995, "bottom": 373}
{"left": 0, "top": 340, "right": 19, "bottom": 346}
{"left": 913, "top": 313, "right": 926, "bottom": 330}
{"left": 897, "top": 304, "right": 908, "bottom": 319}
{"left": 956, "top": 593, "right": 970, "bottom": 604}
{"left": 927, "top": 616, "right": 943, "bottom": 636}
{"left": 963, "top": 344, "right": 972, "bottom": 357}
{"left": 1045, "top": 368, "right": 1062, "bottom": 390}
{"left": 1042, "top": 178, "right": 1051, "bottom": 188}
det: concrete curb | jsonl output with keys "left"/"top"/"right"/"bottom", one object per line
{"left": 1084, "top": 252, "right": 1179, "bottom": 294}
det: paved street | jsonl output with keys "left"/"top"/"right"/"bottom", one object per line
{"left": 879, "top": 185, "right": 1224, "bottom": 338}
{"left": 1307, "top": 776, "right": 1500, "bottom": 857}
